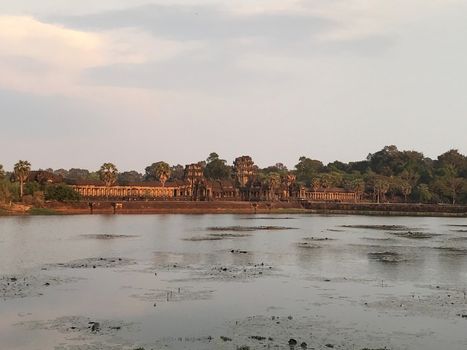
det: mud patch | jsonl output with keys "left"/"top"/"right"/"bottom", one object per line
{"left": 363, "top": 237, "right": 397, "bottom": 242}
{"left": 389, "top": 231, "right": 438, "bottom": 239}
{"left": 297, "top": 242, "right": 322, "bottom": 249}
{"left": 223, "top": 315, "right": 395, "bottom": 350}
{"left": 17, "top": 315, "right": 136, "bottom": 338}
{"left": 342, "top": 225, "right": 413, "bottom": 231}
{"left": 366, "top": 287, "right": 467, "bottom": 319}
{"left": 367, "top": 252, "right": 407, "bottom": 263}
{"left": 54, "top": 344, "right": 136, "bottom": 350}
{"left": 1, "top": 274, "right": 78, "bottom": 300}
{"left": 80, "top": 234, "right": 138, "bottom": 240}
{"left": 230, "top": 249, "right": 249, "bottom": 254}
{"left": 47, "top": 257, "right": 135, "bottom": 269}
{"left": 183, "top": 233, "right": 251, "bottom": 241}
{"left": 206, "top": 226, "right": 296, "bottom": 232}
{"left": 167, "top": 263, "right": 277, "bottom": 282}
{"left": 129, "top": 286, "right": 214, "bottom": 303}
{"left": 303, "top": 237, "right": 335, "bottom": 241}
{"left": 433, "top": 247, "right": 467, "bottom": 255}
{"left": 448, "top": 236, "right": 467, "bottom": 241}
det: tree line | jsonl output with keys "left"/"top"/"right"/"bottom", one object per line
{"left": 1, "top": 146, "right": 466, "bottom": 204}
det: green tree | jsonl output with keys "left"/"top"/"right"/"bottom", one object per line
{"left": 373, "top": 177, "right": 390, "bottom": 203}
{"left": 170, "top": 164, "right": 185, "bottom": 181}
{"left": 319, "top": 173, "right": 334, "bottom": 191}
{"left": 417, "top": 184, "right": 432, "bottom": 203}
{"left": 0, "top": 164, "right": 4, "bottom": 180}
{"left": 294, "top": 157, "right": 324, "bottom": 186}
{"left": 98, "top": 163, "right": 118, "bottom": 187}
{"left": 350, "top": 178, "right": 365, "bottom": 202}
{"left": 14, "top": 160, "right": 31, "bottom": 199}
{"left": 265, "top": 172, "right": 281, "bottom": 201}
{"left": 204, "top": 153, "right": 231, "bottom": 180}
{"left": 400, "top": 181, "right": 412, "bottom": 202}
{"left": 118, "top": 171, "right": 143, "bottom": 185}
{"left": 45, "top": 184, "right": 81, "bottom": 201}
{"left": 146, "top": 162, "right": 171, "bottom": 186}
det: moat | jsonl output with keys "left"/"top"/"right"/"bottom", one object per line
{"left": 1, "top": 214, "right": 467, "bottom": 350}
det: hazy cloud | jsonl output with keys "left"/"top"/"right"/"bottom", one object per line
{"left": 0, "top": 0, "right": 466, "bottom": 171}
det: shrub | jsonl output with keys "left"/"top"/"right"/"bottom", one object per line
{"left": 45, "top": 184, "right": 81, "bottom": 201}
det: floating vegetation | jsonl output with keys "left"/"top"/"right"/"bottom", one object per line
{"left": 80, "top": 234, "right": 137, "bottom": 240}
{"left": 448, "top": 236, "right": 467, "bottom": 241}
{"left": 303, "top": 237, "right": 335, "bottom": 241}
{"left": 230, "top": 249, "right": 249, "bottom": 254}
{"left": 17, "top": 315, "right": 135, "bottom": 336}
{"left": 327, "top": 229, "right": 345, "bottom": 232}
{"left": 130, "top": 286, "right": 214, "bottom": 303}
{"left": 362, "top": 237, "right": 397, "bottom": 242}
{"left": 341, "top": 225, "right": 412, "bottom": 231}
{"left": 433, "top": 247, "right": 467, "bottom": 255}
{"left": 183, "top": 233, "right": 251, "bottom": 241}
{"left": 297, "top": 242, "right": 322, "bottom": 249}
{"left": 48, "top": 257, "right": 135, "bottom": 269}
{"left": 1, "top": 274, "right": 78, "bottom": 300}
{"left": 207, "top": 226, "right": 296, "bottom": 232}
{"left": 368, "top": 251, "right": 406, "bottom": 263}
{"left": 389, "top": 231, "right": 438, "bottom": 239}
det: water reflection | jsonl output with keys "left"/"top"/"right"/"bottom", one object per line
{"left": 0, "top": 214, "right": 467, "bottom": 349}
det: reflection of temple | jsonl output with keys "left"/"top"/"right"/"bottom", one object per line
{"left": 69, "top": 155, "right": 357, "bottom": 202}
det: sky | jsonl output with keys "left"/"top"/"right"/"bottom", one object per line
{"left": 0, "top": 0, "right": 466, "bottom": 172}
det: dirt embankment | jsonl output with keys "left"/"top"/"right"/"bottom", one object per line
{"left": 2, "top": 200, "right": 466, "bottom": 216}
{"left": 44, "top": 200, "right": 303, "bottom": 215}
{"left": 302, "top": 202, "right": 467, "bottom": 217}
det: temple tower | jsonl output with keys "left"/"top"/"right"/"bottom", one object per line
{"left": 233, "top": 156, "right": 255, "bottom": 187}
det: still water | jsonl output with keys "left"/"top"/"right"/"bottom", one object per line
{"left": 1, "top": 214, "right": 467, "bottom": 349}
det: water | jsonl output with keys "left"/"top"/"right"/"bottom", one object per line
{"left": 1, "top": 214, "right": 467, "bottom": 349}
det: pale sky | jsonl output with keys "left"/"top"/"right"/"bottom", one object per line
{"left": 0, "top": 0, "right": 466, "bottom": 172}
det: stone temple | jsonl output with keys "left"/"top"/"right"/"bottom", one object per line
{"left": 68, "top": 156, "right": 357, "bottom": 203}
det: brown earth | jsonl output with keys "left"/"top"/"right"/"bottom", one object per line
{"left": 1, "top": 200, "right": 466, "bottom": 217}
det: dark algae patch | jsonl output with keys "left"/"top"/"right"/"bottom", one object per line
{"left": 341, "top": 225, "right": 413, "bottom": 231}
{"left": 80, "top": 234, "right": 138, "bottom": 240}
{"left": 47, "top": 257, "right": 135, "bottom": 269}
{"left": 206, "top": 225, "right": 296, "bottom": 232}
{"left": 183, "top": 233, "right": 251, "bottom": 241}
{"left": 389, "top": 231, "right": 439, "bottom": 239}
{"left": 368, "top": 251, "right": 407, "bottom": 263}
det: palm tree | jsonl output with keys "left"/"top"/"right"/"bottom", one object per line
{"left": 98, "top": 163, "right": 118, "bottom": 198}
{"left": 400, "top": 181, "right": 412, "bottom": 202}
{"left": 266, "top": 173, "right": 280, "bottom": 201}
{"left": 154, "top": 162, "right": 171, "bottom": 187}
{"left": 446, "top": 177, "right": 464, "bottom": 205}
{"left": 14, "top": 160, "right": 31, "bottom": 199}
{"left": 311, "top": 178, "right": 320, "bottom": 193}
{"left": 351, "top": 178, "right": 365, "bottom": 202}
{"left": 374, "top": 178, "right": 390, "bottom": 204}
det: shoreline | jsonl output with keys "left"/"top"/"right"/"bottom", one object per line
{"left": 1, "top": 201, "right": 466, "bottom": 217}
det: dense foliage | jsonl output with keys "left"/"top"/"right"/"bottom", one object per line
{"left": 45, "top": 184, "right": 81, "bottom": 201}
{"left": 292, "top": 146, "right": 467, "bottom": 204}
{"left": 2, "top": 146, "right": 466, "bottom": 204}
